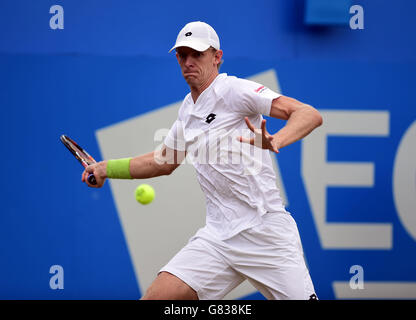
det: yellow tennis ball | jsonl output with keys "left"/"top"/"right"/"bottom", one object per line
{"left": 135, "top": 184, "right": 155, "bottom": 205}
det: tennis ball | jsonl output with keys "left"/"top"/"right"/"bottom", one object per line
{"left": 135, "top": 184, "right": 155, "bottom": 205}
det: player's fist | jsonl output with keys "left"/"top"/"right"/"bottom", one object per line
{"left": 82, "top": 160, "right": 108, "bottom": 188}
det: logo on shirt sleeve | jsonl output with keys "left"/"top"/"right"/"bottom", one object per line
{"left": 254, "top": 85, "right": 267, "bottom": 94}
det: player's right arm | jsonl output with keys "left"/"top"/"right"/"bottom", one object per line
{"left": 81, "top": 145, "right": 185, "bottom": 188}
{"left": 130, "top": 145, "right": 186, "bottom": 178}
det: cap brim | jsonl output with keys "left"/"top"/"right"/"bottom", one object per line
{"left": 168, "top": 40, "right": 211, "bottom": 53}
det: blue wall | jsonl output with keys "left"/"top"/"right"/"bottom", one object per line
{"left": 1, "top": 0, "right": 415, "bottom": 299}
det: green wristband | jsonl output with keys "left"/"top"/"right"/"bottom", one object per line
{"left": 106, "top": 158, "right": 133, "bottom": 179}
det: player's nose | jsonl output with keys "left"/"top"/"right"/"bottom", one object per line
{"left": 183, "top": 55, "right": 195, "bottom": 68}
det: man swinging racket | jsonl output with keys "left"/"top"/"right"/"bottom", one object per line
{"left": 82, "top": 21, "right": 322, "bottom": 300}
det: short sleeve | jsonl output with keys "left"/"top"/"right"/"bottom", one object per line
{"left": 164, "top": 119, "right": 186, "bottom": 151}
{"left": 231, "top": 78, "right": 281, "bottom": 116}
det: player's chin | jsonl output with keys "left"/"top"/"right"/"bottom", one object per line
{"left": 183, "top": 73, "right": 198, "bottom": 81}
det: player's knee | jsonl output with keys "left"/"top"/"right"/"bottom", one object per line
{"left": 141, "top": 285, "right": 197, "bottom": 300}
{"left": 141, "top": 286, "right": 159, "bottom": 300}
{"left": 141, "top": 272, "right": 198, "bottom": 300}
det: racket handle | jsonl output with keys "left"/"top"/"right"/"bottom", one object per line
{"left": 88, "top": 174, "right": 97, "bottom": 185}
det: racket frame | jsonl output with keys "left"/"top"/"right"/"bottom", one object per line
{"left": 60, "top": 135, "right": 97, "bottom": 185}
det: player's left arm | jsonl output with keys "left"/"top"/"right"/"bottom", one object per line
{"left": 269, "top": 95, "right": 323, "bottom": 149}
{"left": 241, "top": 95, "right": 323, "bottom": 153}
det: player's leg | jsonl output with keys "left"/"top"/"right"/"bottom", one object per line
{"left": 228, "top": 212, "right": 317, "bottom": 300}
{"left": 141, "top": 271, "right": 198, "bottom": 300}
{"left": 246, "top": 263, "right": 316, "bottom": 300}
{"left": 148, "top": 229, "right": 244, "bottom": 300}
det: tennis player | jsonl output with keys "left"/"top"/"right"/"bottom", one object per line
{"left": 82, "top": 21, "right": 322, "bottom": 300}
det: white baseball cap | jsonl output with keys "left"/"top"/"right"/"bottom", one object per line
{"left": 169, "top": 21, "right": 220, "bottom": 53}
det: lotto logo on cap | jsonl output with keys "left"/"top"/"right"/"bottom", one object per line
{"left": 169, "top": 21, "right": 220, "bottom": 53}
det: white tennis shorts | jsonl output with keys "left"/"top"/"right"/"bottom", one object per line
{"left": 159, "top": 212, "right": 317, "bottom": 300}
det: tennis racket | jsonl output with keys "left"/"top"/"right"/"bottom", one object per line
{"left": 60, "top": 134, "right": 97, "bottom": 185}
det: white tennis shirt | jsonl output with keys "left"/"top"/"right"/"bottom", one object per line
{"left": 164, "top": 73, "right": 287, "bottom": 240}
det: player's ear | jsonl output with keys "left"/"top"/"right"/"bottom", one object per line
{"left": 214, "top": 49, "right": 223, "bottom": 70}
{"left": 215, "top": 49, "right": 223, "bottom": 63}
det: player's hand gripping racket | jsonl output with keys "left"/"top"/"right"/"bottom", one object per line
{"left": 60, "top": 135, "right": 97, "bottom": 185}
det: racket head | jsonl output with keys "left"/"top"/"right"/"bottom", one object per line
{"left": 60, "top": 135, "right": 96, "bottom": 167}
{"left": 60, "top": 135, "right": 97, "bottom": 185}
